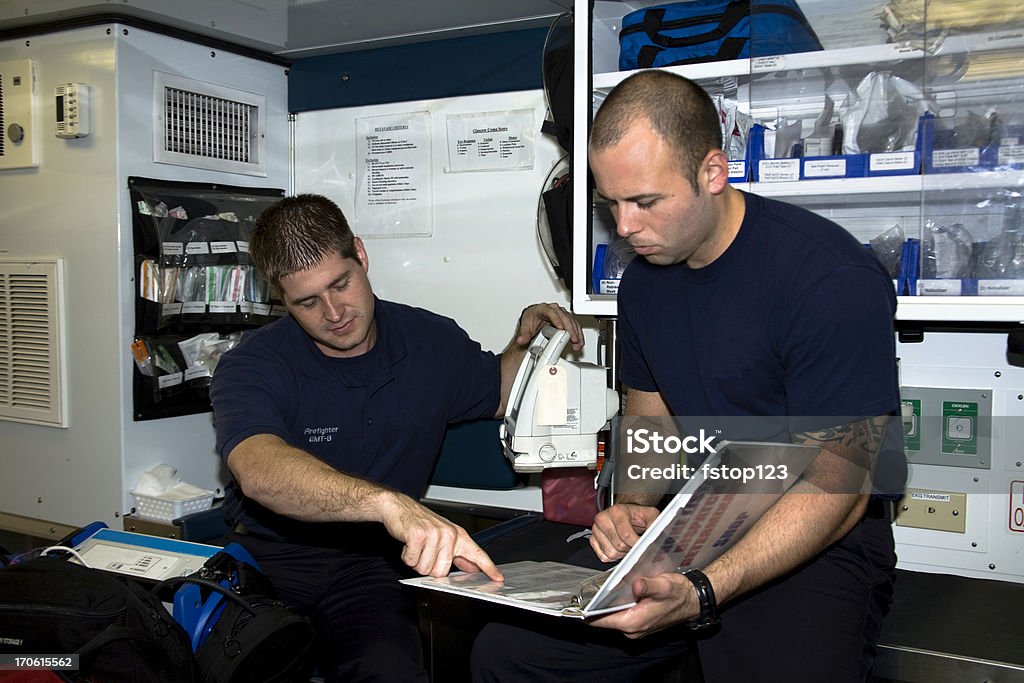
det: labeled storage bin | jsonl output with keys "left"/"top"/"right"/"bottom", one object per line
{"left": 801, "top": 154, "right": 867, "bottom": 179}
{"left": 921, "top": 113, "right": 996, "bottom": 174}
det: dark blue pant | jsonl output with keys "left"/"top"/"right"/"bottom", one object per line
{"left": 227, "top": 532, "right": 428, "bottom": 683}
{"left": 471, "top": 516, "right": 895, "bottom": 683}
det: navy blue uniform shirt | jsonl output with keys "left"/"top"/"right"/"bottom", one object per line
{"left": 210, "top": 298, "right": 501, "bottom": 544}
{"left": 618, "top": 191, "right": 900, "bottom": 439}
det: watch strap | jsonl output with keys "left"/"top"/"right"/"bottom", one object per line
{"left": 679, "top": 568, "right": 720, "bottom": 633}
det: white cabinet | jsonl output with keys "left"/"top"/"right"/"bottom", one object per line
{"left": 573, "top": 0, "right": 1024, "bottom": 322}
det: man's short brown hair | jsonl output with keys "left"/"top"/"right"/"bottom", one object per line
{"left": 250, "top": 194, "right": 358, "bottom": 288}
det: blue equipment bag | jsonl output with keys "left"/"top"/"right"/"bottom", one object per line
{"left": 618, "top": 0, "right": 822, "bottom": 70}
{"left": 155, "top": 544, "right": 315, "bottom": 683}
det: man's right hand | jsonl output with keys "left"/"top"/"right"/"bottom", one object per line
{"left": 380, "top": 491, "right": 504, "bottom": 582}
{"left": 590, "top": 503, "right": 661, "bottom": 562}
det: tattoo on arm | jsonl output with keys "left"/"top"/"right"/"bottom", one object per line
{"left": 791, "top": 416, "right": 889, "bottom": 494}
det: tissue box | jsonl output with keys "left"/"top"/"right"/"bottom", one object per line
{"left": 131, "top": 489, "right": 215, "bottom": 522}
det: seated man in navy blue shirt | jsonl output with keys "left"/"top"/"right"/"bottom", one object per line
{"left": 210, "top": 193, "right": 581, "bottom": 682}
{"left": 472, "top": 71, "right": 903, "bottom": 683}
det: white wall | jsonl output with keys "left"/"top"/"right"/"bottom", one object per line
{"left": 0, "top": 27, "right": 122, "bottom": 534}
{"left": 293, "top": 91, "right": 602, "bottom": 360}
{"left": 0, "top": 25, "right": 289, "bottom": 535}
{"left": 896, "top": 331, "right": 1024, "bottom": 583}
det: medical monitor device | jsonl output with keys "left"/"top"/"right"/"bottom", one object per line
{"left": 500, "top": 326, "right": 620, "bottom": 472}
{"left": 71, "top": 527, "right": 220, "bottom": 581}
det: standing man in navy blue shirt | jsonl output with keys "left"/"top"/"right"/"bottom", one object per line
{"left": 472, "top": 70, "right": 902, "bottom": 682}
{"left": 210, "top": 193, "right": 581, "bottom": 682}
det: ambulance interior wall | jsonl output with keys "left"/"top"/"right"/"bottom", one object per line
{"left": 0, "top": 25, "right": 289, "bottom": 535}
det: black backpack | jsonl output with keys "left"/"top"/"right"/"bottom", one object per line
{"left": 0, "top": 556, "right": 198, "bottom": 682}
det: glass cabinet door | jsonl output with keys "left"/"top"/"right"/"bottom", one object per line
{"left": 918, "top": 1, "right": 1024, "bottom": 317}
{"left": 575, "top": 0, "right": 1024, "bottom": 322}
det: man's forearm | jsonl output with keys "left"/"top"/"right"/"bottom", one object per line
{"left": 703, "top": 485, "right": 864, "bottom": 607}
{"left": 228, "top": 434, "right": 400, "bottom": 523}
{"left": 700, "top": 416, "right": 886, "bottom": 607}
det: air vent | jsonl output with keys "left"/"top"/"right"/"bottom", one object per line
{"left": 153, "top": 71, "right": 267, "bottom": 176}
{"left": 0, "top": 259, "right": 68, "bottom": 428}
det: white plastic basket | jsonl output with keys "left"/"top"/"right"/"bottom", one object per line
{"left": 131, "top": 489, "right": 214, "bottom": 522}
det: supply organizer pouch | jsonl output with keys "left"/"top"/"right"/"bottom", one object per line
{"left": 130, "top": 176, "right": 285, "bottom": 422}
{"left": 0, "top": 556, "right": 199, "bottom": 682}
{"left": 618, "top": 0, "right": 822, "bottom": 70}
{"left": 130, "top": 176, "right": 285, "bottom": 335}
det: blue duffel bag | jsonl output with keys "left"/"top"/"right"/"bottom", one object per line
{"left": 618, "top": 0, "right": 822, "bottom": 70}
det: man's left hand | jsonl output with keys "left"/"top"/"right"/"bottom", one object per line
{"left": 588, "top": 572, "right": 700, "bottom": 639}
{"left": 514, "top": 302, "right": 583, "bottom": 352}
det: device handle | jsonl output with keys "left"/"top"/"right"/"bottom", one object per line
{"left": 533, "top": 325, "right": 570, "bottom": 367}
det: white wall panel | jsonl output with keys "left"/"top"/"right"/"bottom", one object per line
{"left": 0, "top": 25, "right": 289, "bottom": 535}
{"left": 897, "top": 331, "right": 1024, "bottom": 583}
{"left": 294, "top": 91, "right": 599, "bottom": 358}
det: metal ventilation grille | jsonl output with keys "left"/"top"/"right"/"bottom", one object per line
{"left": 153, "top": 71, "right": 267, "bottom": 176}
{"left": 164, "top": 87, "right": 256, "bottom": 163}
{"left": 0, "top": 260, "right": 68, "bottom": 428}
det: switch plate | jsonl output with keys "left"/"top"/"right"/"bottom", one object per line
{"left": 896, "top": 488, "right": 967, "bottom": 533}
{"left": 899, "top": 387, "right": 991, "bottom": 469}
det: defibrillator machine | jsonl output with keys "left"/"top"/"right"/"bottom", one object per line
{"left": 500, "top": 326, "right": 620, "bottom": 472}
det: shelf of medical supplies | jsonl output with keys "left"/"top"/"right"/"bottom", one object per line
{"left": 896, "top": 297, "right": 1024, "bottom": 322}
{"left": 745, "top": 177, "right": 921, "bottom": 197}
{"left": 576, "top": 2, "right": 1024, "bottom": 323}
{"left": 592, "top": 31, "right": 1024, "bottom": 90}
{"left": 593, "top": 59, "right": 752, "bottom": 91}
{"left": 921, "top": 170, "right": 1024, "bottom": 192}
{"left": 573, "top": 293, "right": 618, "bottom": 318}
{"left": 575, "top": 291, "right": 1024, "bottom": 323}
{"left": 742, "top": 170, "right": 1024, "bottom": 200}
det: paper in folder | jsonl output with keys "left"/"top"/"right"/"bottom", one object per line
{"left": 402, "top": 440, "right": 821, "bottom": 618}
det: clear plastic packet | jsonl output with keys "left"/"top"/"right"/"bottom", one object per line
{"left": 718, "top": 96, "right": 753, "bottom": 161}
{"left": 922, "top": 221, "right": 974, "bottom": 279}
{"left": 774, "top": 118, "right": 803, "bottom": 158}
{"left": 842, "top": 71, "right": 937, "bottom": 154}
{"left": 976, "top": 203, "right": 1024, "bottom": 278}
{"left": 870, "top": 224, "right": 905, "bottom": 278}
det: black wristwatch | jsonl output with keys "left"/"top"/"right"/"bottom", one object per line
{"left": 679, "top": 568, "right": 720, "bottom": 633}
